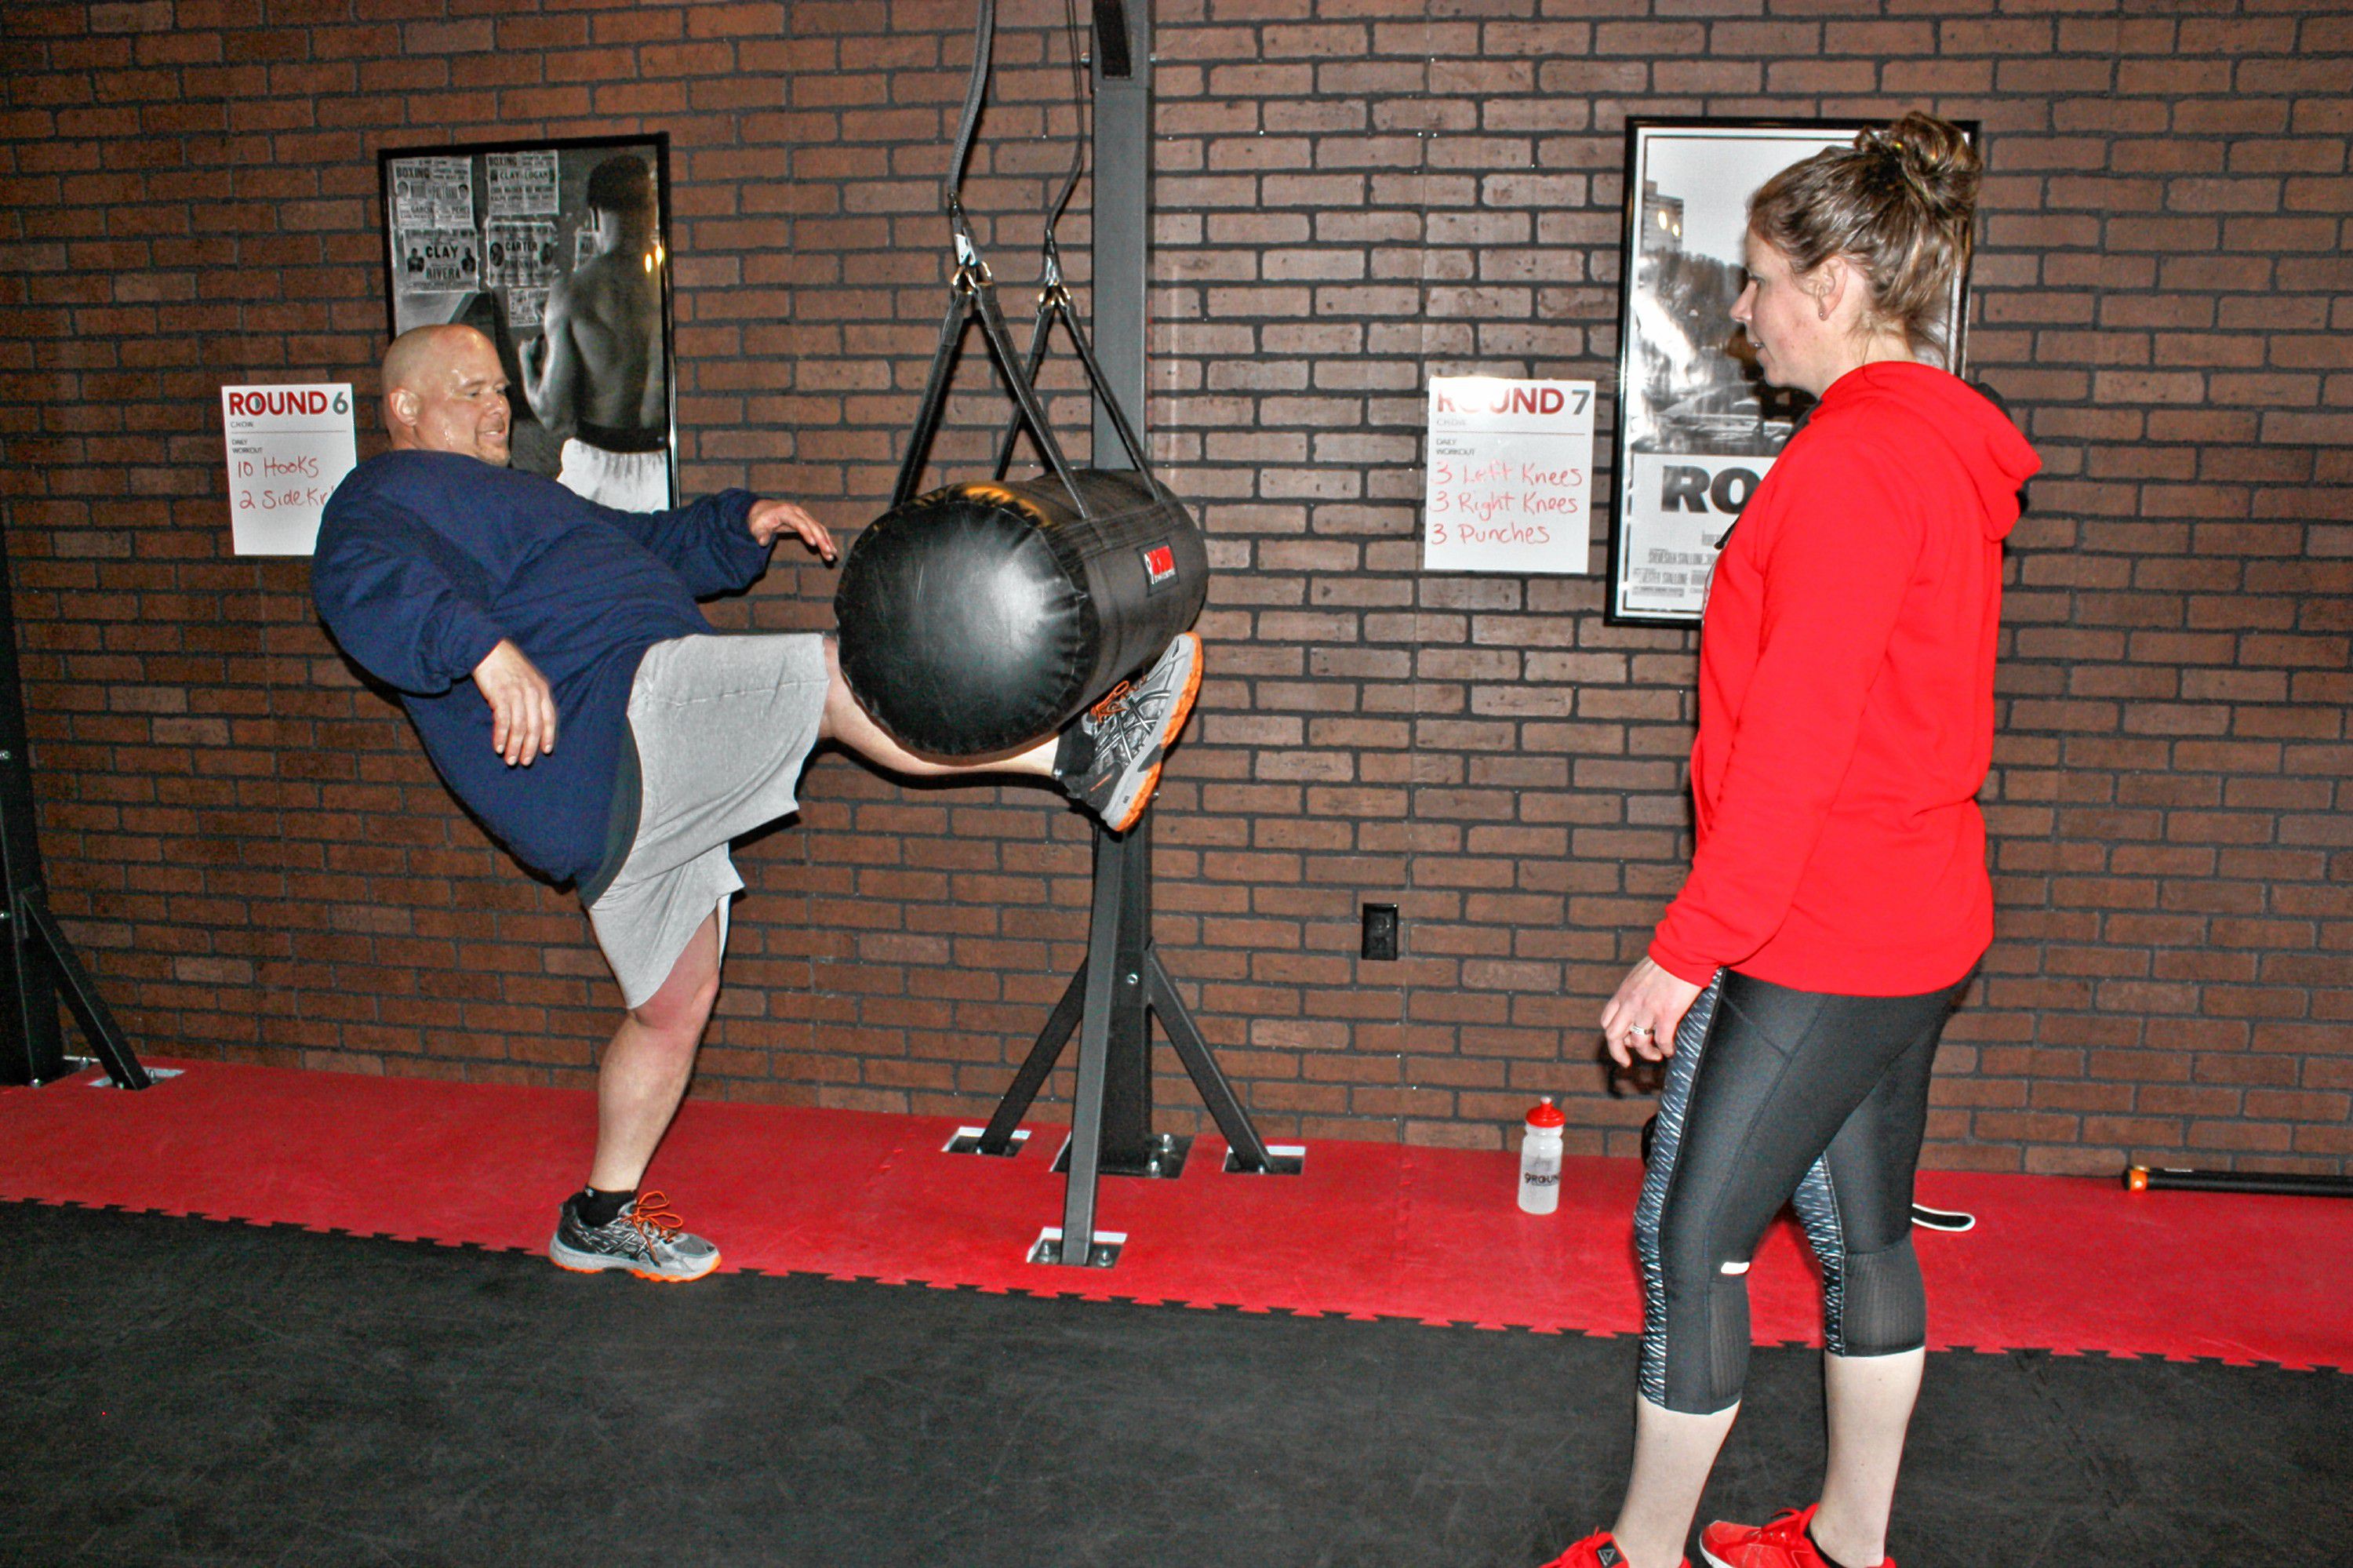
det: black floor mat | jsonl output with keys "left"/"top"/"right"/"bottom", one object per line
{"left": 2, "top": 1201, "right": 2344, "bottom": 1566}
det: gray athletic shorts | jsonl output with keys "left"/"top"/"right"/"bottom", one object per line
{"left": 585, "top": 633, "right": 829, "bottom": 1009}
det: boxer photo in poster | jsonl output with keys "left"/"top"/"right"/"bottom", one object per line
{"left": 378, "top": 135, "right": 677, "bottom": 508}
{"left": 1606, "top": 120, "right": 1975, "bottom": 626}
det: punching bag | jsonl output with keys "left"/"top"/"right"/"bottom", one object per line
{"left": 833, "top": 468, "right": 1209, "bottom": 759}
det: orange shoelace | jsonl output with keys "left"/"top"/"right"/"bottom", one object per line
{"left": 627, "top": 1191, "right": 686, "bottom": 1242}
{"left": 1087, "top": 679, "right": 1134, "bottom": 722}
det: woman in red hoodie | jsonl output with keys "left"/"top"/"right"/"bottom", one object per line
{"left": 1544, "top": 117, "right": 2041, "bottom": 1568}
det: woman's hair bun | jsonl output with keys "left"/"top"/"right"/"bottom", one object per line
{"left": 1858, "top": 112, "right": 1980, "bottom": 220}
{"left": 1747, "top": 111, "right": 1983, "bottom": 360}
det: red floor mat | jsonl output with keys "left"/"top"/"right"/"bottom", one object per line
{"left": 3, "top": 1059, "right": 2345, "bottom": 1370}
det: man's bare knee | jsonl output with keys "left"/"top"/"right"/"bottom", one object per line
{"left": 627, "top": 916, "right": 722, "bottom": 1039}
{"left": 631, "top": 974, "right": 715, "bottom": 1042}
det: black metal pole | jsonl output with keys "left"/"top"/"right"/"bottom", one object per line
{"left": 1087, "top": 0, "right": 1156, "bottom": 1174}
{"left": 2126, "top": 1166, "right": 2353, "bottom": 1199}
{"left": 1096, "top": 817, "right": 1155, "bottom": 1166}
{"left": 1055, "top": 820, "right": 1131, "bottom": 1264}
{"left": 1089, "top": 0, "right": 1148, "bottom": 472}
{"left": 0, "top": 531, "right": 63, "bottom": 1086}
{"left": 0, "top": 522, "right": 147, "bottom": 1089}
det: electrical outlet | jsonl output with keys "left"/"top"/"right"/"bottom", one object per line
{"left": 1361, "top": 903, "right": 1399, "bottom": 962}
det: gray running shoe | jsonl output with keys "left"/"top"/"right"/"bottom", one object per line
{"left": 547, "top": 1191, "right": 721, "bottom": 1282}
{"left": 1058, "top": 631, "right": 1202, "bottom": 832}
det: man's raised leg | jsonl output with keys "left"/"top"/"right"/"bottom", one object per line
{"left": 816, "top": 635, "right": 1059, "bottom": 778}
{"left": 816, "top": 631, "right": 1202, "bottom": 834}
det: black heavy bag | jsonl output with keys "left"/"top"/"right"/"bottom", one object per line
{"left": 833, "top": 468, "right": 1209, "bottom": 759}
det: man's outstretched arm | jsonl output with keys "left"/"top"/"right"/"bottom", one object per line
{"left": 746, "top": 500, "right": 835, "bottom": 562}
{"left": 609, "top": 491, "right": 832, "bottom": 598}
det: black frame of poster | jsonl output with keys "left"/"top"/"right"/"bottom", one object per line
{"left": 376, "top": 133, "right": 678, "bottom": 505}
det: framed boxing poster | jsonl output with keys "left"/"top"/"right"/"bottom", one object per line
{"left": 378, "top": 133, "right": 678, "bottom": 507}
{"left": 1606, "top": 119, "right": 1975, "bottom": 626}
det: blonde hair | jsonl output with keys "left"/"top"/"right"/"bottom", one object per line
{"left": 1747, "top": 113, "right": 1980, "bottom": 361}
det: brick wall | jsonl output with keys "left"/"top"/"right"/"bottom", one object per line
{"left": 1, "top": 0, "right": 2344, "bottom": 1176}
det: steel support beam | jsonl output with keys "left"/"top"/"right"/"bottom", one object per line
{"left": 1089, "top": 0, "right": 1149, "bottom": 468}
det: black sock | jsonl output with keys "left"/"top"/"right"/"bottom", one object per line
{"left": 1806, "top": 1522, "right": 1873, "bottom": 1568}
{"left": 1053, "top": 725, "right": 1095, "bottom": 780}
{"left": 574, "top": 1186, "right": 634, "bottom": 1228}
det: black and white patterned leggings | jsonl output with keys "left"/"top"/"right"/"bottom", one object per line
{"left": 1634, "top": 969, "right": 1969, "bottom": 1415}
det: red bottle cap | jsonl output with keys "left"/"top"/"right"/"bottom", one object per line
{"left": 1526, "top": 1096, "right": 1565, "bottom": 1129}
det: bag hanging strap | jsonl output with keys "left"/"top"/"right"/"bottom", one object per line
{"left": 891, "top": 0, "right": 1091, "bottom": 516}
{"left": 991, "top": 0, "right": 1153, "bottom": 484}
{"left": 940, "top": 0, "right": 993, "bottom": 280}
{"left": 890, "top": 256, "right": 1090, "bottom": 514}
{"left": 990, "top": 282, "right": 1151, "bottom": 485}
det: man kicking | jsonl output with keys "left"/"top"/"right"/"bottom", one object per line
{"left": 311, "top": 323, "right": 1201, "bottom": 1282}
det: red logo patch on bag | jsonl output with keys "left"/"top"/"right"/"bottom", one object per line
{"left": 1140, "top": 543, "right": 1176, "bottom": 591}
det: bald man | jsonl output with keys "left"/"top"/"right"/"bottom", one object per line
{"left": 313, "top": 324, "right": 1201, "bottom": 1281}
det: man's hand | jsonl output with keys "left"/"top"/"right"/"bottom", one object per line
{"left": 747, "top": 500, "right": 836, "bottom": 562}
{"left": 1600, "top": 955, "right": 1706, "bottom": 1068}
{"left": 472, "top": 639, "right": 557, "bottom": 766}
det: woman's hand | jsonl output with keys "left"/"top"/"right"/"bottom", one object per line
{"left": 1600, "top": 956, "right": 1704, "bottom": 1067}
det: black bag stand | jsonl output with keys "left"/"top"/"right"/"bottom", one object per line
{"left": 921, "top": 0, "right": 1295, "bottom": 1268}
{"left": 959, "top": 813, "right": 1297, "bottom": 1269}
{"left": 0, "top": 526, "right": 150, "bottom": 1091}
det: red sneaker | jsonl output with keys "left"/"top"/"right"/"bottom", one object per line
{"left": 1699, "top": 1505, "right": 1892, "bottom": 1568}
{"left": 1538, "top": 1530, "right": 1691, "bottom": 1568}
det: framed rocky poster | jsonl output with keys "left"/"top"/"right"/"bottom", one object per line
{"left": 1606, "top": 119, "right": 1975, "bottom": 626}
{"left": 379, "top": 134, "right": 677, "bottom": 508}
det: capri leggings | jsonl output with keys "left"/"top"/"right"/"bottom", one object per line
{"left": 1635, "top": 968, "right": 1969, "bottom": 1415}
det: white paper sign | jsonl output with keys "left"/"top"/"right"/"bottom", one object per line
{"left": 396, "top": 226, "right": 480, "bottom": 292}
{"left": 484, "top": 217, "right": 558, "bottom": 289}
{"left": 483, "top": 150, "right": 559, "bottom": 217}
{"left": 1424, "top": 377, "right": 1596, "bottom": 574}
{"left": 387, "top": 156, "right": 473, "bottom": 230}
{"left": 221, "top": 384, "right": 358, "bottom": 556}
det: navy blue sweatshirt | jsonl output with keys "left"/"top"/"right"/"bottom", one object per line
{"left": 311, "top": 450, "right": 770, "bottom": 887}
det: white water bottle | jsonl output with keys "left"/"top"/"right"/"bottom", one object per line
{"left": 1518, "top": 1096, "right": 1565, "bottom": 1214}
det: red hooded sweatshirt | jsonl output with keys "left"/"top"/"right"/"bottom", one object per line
{"left": 1648, "top": 360, "right": 2042, "bottom": 996}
